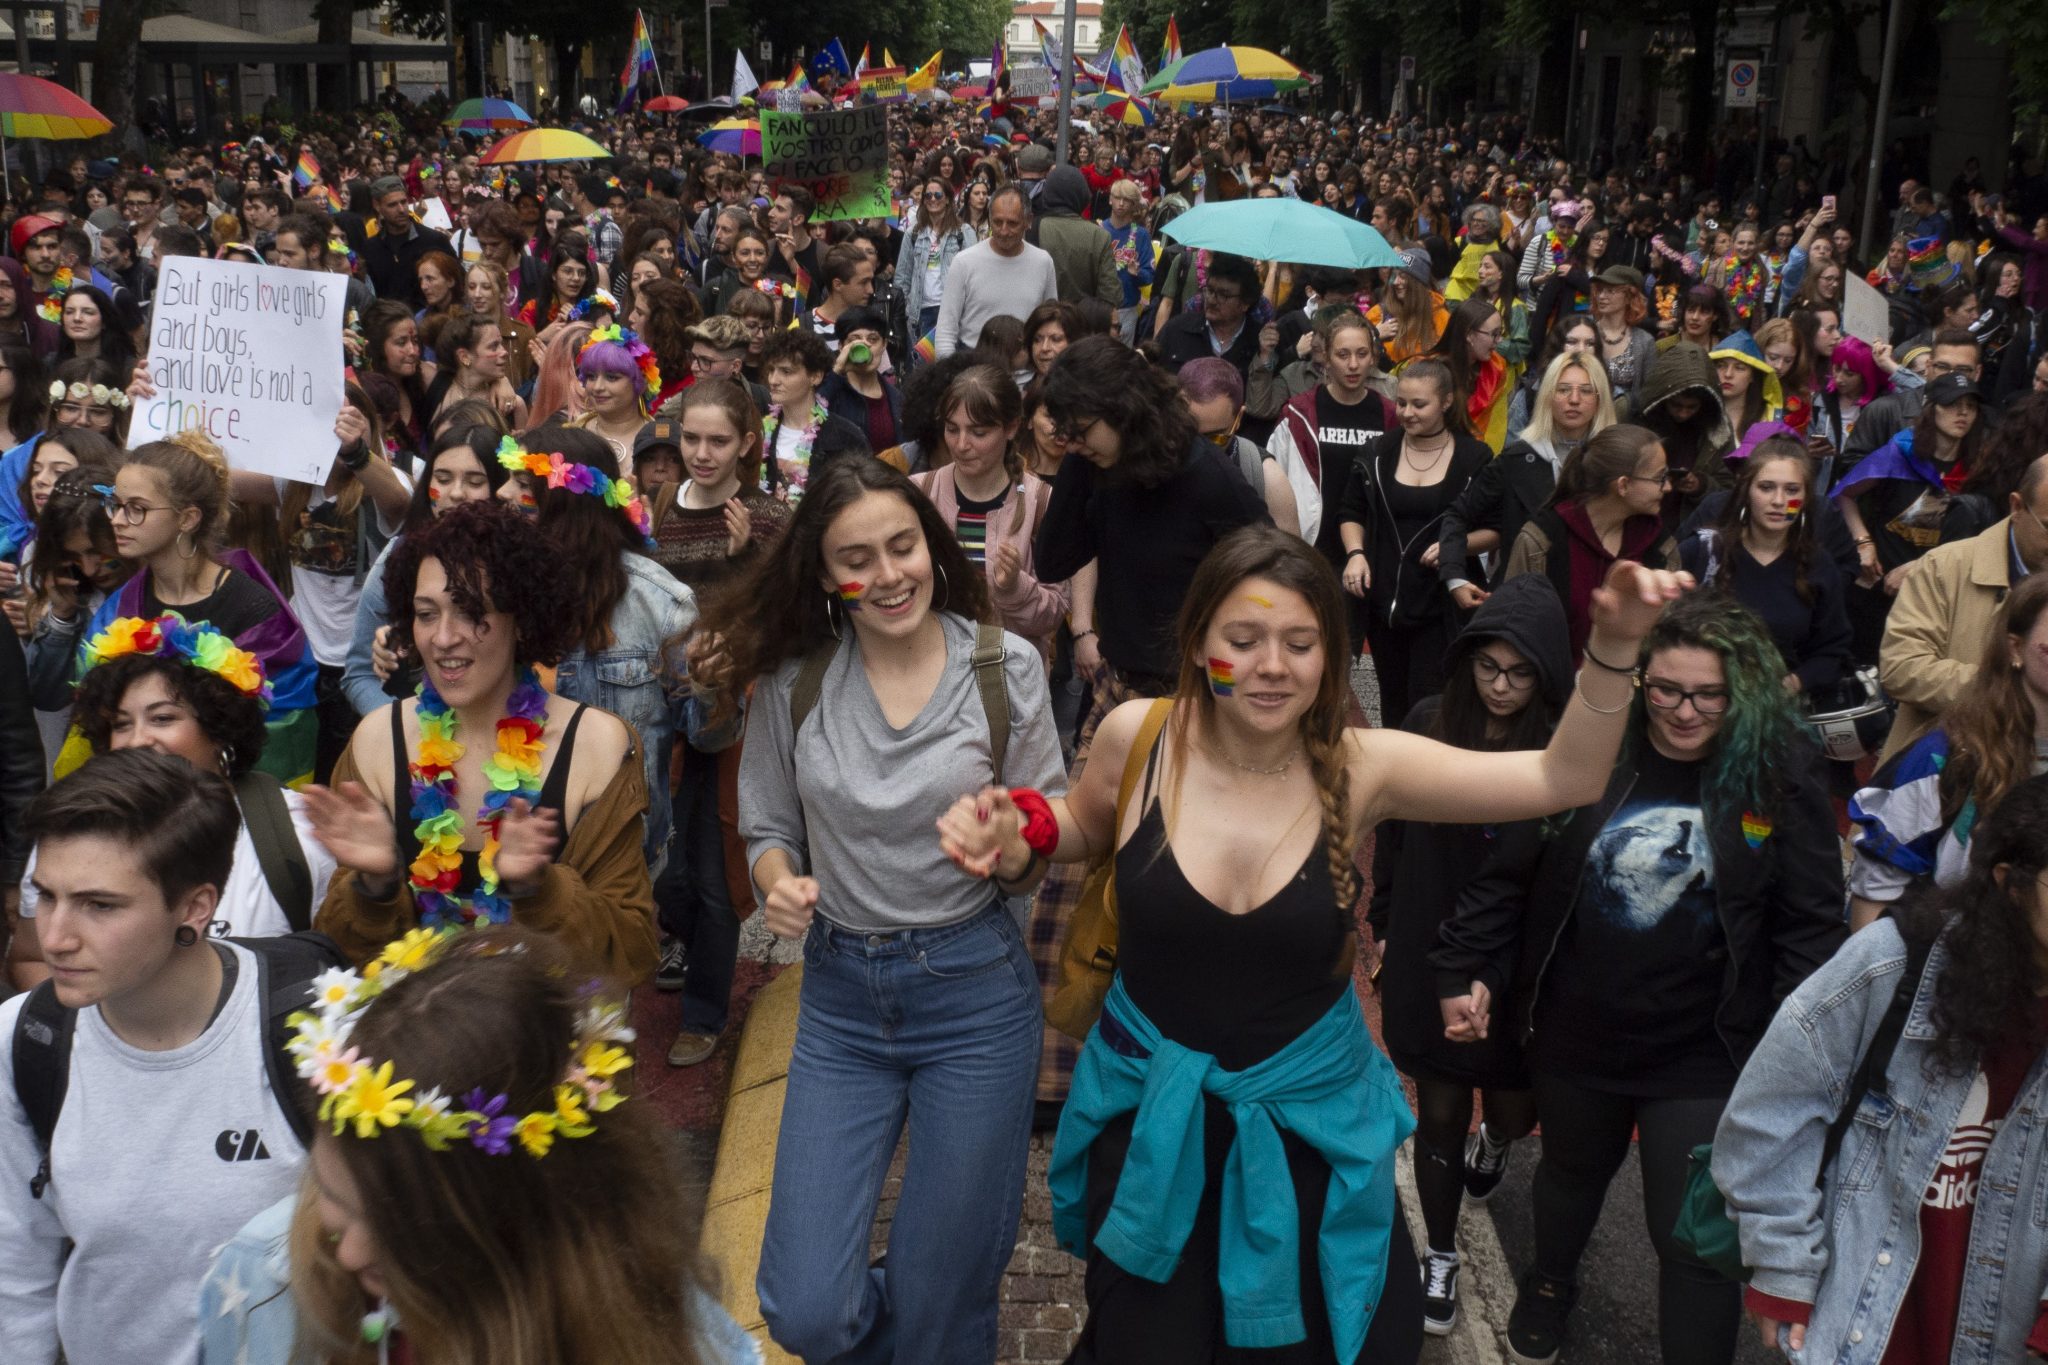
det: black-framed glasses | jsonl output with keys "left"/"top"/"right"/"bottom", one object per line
{"left": 1051, "top": 416, "right": 1100, "bottom": 445}
{"left": 1472, "top": 654, "right": 1539, "bottom": 688}
{"left": 1628, "top": 469, "right": 1674, "bottom": 488}
{"left": 1642, "top": 681, "right": 1731, "bottom": 715}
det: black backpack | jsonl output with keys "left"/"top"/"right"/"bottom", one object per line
{"left": 10, "top": 931, "right": 344, "bottom": 1199}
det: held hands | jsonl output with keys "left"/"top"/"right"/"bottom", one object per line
{"left": 493, "top": 797, "right": 562, "bottom": 891}
{"left": 762, "top": 874, "right": 820, "bottom": 938}
{"left": 1440, "top": 981, "right": 1492, "bottom": 1042}
{"left": 1748, "top": 1309, "right": 1805, "bottom": 1357}
{"left": 302, "top": 782, "right": 400, "bottom": 879}
{"left": 937, "top": 787, "right": 1025, "bottom": 880}
{"left": 1587, "top": 561, "right": 1692, "bottom": 646}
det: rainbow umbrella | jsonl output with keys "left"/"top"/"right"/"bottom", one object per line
{"left": 697, "top": 118, "right": 760, "bottom": 156}
{"left": 479, "top": 128, "right": 612, "bottom": 165}
{"left": 1142, "top": 46, "right": 1309, "bottom": 103}
{"left": 0, "top": 73, "right": 111, "bottom": 139}
{"left": 446, "top": 97, "right": 534, "bottom": 132}
{"left": 1094, "top": 64, "right": 1154, "bottom": 126}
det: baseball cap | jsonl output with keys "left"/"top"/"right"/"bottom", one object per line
{"left": 368, "top": 175, "right": 407, "bottom": 200}
{"left": 633, "top": 418, "right": 682, "bottom": 460}
{"left": 1926, "top": 372, "right": 1981, "bottom": 407}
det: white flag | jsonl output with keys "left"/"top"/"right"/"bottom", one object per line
{"left": 733, "top": 50, "right": 759, "bottom": 99}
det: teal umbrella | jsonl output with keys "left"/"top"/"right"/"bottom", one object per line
{"left": 1161, "top": 199, "right": 1404, "bottom": 270}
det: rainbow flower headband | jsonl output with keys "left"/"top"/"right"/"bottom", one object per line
{"left": 285, "top": 928, "right": 636, "bottom": 1157}
{"left": 84, "top": 613, "right": 272, "bottom": 707}
{"left": 577, "top": 321, "right": 662, "bottom": 401}
{"left": 565, "top": 288, "right": 619, "bottom": 323}
{"left": 496, "top": 434, "right": 654, "bottom": 544}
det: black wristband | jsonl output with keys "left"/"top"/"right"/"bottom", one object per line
{"left": 1346, "top": 548, "right": 1367, "bottom": 561}
{"left": 339, "top": 442, "right": 370, "bottom": 472}
{"left": 1583, "top": 646, "right": 1638, "bottom": 675}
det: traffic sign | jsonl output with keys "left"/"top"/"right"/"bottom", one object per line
{"left": 1725, "top": 59, "right": 1758, "bottom": 108}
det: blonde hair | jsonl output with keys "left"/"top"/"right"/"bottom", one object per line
{"left": 1520, "top": 351, "right": 1617, "bottom": 451}
{"left": 128, "top": 434, "right": 231, "bottom": 544}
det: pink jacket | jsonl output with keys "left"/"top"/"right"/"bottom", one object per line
{"left": 911, "top": 466, "right": 1070, "bottom": 664}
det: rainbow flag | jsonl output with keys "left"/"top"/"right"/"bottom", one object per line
{"left": 913, "top": 328, "right": 937, "bottom": 364}
{"left": 292, "top": 151, "right": 320, "bottom": 190}
{"left": 853, "top": 42, "right": 870, "bottom": 79}
{"left": 989, "top": 35, "right": 1007, "bottom": 89}
{"left": 1109, "top": 23, "right": 1147, "bottom": 94}
{"left": 1161, "top": 14, "right": 1183, "bottom": 68}
{"left": 615, "top": 9, "right": 659, "bottom": 114}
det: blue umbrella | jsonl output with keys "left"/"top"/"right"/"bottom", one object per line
{"left": 1161, "top": 199, "right": 1404, "bottom": 270}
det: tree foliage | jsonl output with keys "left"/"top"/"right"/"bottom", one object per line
{"left": 1945, "top": 0, "right": 2048, "bottom": 115}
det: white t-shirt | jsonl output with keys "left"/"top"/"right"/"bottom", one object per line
{"left": 273, "top": 475, "right": 411, "bottom": 666}
{"left": 20, "top": 787, "right": 335, "bottom": 938}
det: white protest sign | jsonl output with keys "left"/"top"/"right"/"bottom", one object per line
{"left": 1010, "top": 64, "right": 1055, "bottom": 98}
{"left": 1842, "top": 272, "right": 1890, "bottom": 345}
{"left": 134, "top": 256, "right": 346, "bottom": 484}
{"left": 418, "top": 197, "right": 452, "bottom": 231}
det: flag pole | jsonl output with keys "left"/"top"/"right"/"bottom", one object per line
{"left": 1055, "top": 0, "right": 1078, "bottom": 165}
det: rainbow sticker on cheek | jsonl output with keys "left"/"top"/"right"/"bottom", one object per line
{"left": 837, "top": 581, "right": 865, "bottom": 611}
{"left": 1207, "top": 658, "right": 1236, "bottom": 697}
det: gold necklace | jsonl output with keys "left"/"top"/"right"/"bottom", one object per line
{"left": 1210, "top": 742, "right": 1302, "bottom": 777}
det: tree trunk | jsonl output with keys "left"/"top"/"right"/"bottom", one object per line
{"left": 553, "top": 34, "right": 586, "bottom": 111}
{"left": 316, "top": 2, "right": 357, "bottom": 112}
{"left": 1682, "top": 0, "right": 1718, "bottom": 165}
{"left": 91, "top": 0, "right": 147, "bottom": 155}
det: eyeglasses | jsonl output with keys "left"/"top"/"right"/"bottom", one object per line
{"left": 1928, "top": 359, "right": 1975, "bottom": 378}
{"left": 1201, "top": 285, "right": 1243, "bottom": 303}
{"left": 103, "top": 496, "right": 173, "bottom": 524}
{"left": 1642, "top": 681, "right": 1731, "bottom": 715}
{"left": 1200, "top": 418, "right": 1240, "bottom": 447}
{"left": 690, "top": 353, "right": 738, "bottom": 370}
{"left": 1472, "top": 654, "right": 1539, "bottom": 688}
{"left": 1628, "top": 469, "right": 1674, "bottom": 488}
{"left": 1051, "top": 416, "right": 1100, "bottom": 445}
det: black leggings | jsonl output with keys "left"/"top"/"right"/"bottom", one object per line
{"left": 1409, "top": 1076, "right": 1536, "bottom": 1254}
{"left": 1528, "top": 1073, "right": 1740, "bottom": 1365}
{"left": 1362, "top": 616, "right": 1448, "bottom": 731}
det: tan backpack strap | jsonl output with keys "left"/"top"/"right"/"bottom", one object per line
{"left": 972, "top": 621, "right": 1010, "bottom": 779}
{"left": 787, "top": 640, "right": 839, "bottom": 736}
{"left": 1112, "top": 699, "right": 1175, "bottom": 829}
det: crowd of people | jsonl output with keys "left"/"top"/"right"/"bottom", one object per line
{"left": 1, "top": 72, "right": 2047, "bottom": 1365}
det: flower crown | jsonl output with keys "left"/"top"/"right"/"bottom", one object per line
{"left": 496, "top": 434, "right": 654, "bottom": 544}
{"left": 49, "top": 379, "right": 130, "bottom": 409}
{"left": 84, "top": 613, "right": 272, "bottom": 706}
{"left": 564, "top": 287, "right": 619, "bottom": 323}
{"left": 285, "top": 928, "right": 636, "bottom": 1157}
{"left": 576, "top": 321, "right": 662, "bottom": 400}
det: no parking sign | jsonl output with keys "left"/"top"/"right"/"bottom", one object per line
{"left": 1725, "top": 59, "right": 1758, "bottom": 108}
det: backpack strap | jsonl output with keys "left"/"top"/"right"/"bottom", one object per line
{"left": 1115, "top": 700, "right": 1175, "bottom": 830}
{"left": 231, "top": 932, "right": 348, "bottom": 1151}
{"left": 234, "top": 770, "right": 314, "bottom": 934}
{"left": 10, "top": 981, "right": 73, "bottom": 1199}
{"left": 972, "top": 621, "right": 1010, "bottom": 781}
{"left": 1819, "top": 926, "right": 1933, "bottom": 1175}
{"left": 787, "top": 640, "right": 839, "bottom": 737}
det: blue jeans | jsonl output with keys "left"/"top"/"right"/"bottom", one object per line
{"left": 656, "top": 741, "right": 738, "bottom": 1033}
{"left": 757, "top": 902, "right": 1043, "bottom": 1364}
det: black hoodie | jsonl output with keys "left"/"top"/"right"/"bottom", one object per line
{"left": 1369, "top": 574, "right": 1571, "bottom": 1085}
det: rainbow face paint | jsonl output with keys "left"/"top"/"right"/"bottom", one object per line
{"left": 426, "top": 484, "right": 442, "bottom": 502}
{"left": 1243, "top": 593, "right": 1274, "bottom": 609}
{"left": 837, "top": 581, "right": 865, "bottom": 611}
{"left": 1207, "top": 657, "right": 1236, "bottom": 697}
{"left": 1783, "top": 497, "right": 1803, "bottom": 513}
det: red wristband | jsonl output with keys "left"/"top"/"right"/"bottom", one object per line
{"left": 1009, "top": 788, "right": 1060, "bottom": 859}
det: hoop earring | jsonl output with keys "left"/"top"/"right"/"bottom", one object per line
{"left": 934, "top": 560, "right": 949, "bottom": 609}
{"left": 1738, "top": 504, "right": 1749, "bottom": 524}
{"left": 217, "top": 746, "right": 235, "bottom": 777}
{"left": 176, "top": 530, "right": 198, "bottom": 559}
{"left": 823, "top": 595, "right": 843, "bottom": 643}
{"left": 174, "top": 925, "right": 199, "bottom": 947}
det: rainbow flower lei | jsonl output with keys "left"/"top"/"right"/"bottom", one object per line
{"left": 577, "top": 320, "right": 663, "bottom": 404}
{"left": 565, "top": 288, "right": 620, "bottom": 323}
{"left": 285, "top": 926, "right": 636, "bottom": 1157}
{"left": 36, "top": 267, "right": 74, "bottom": 323}
{"left": 84, "top": 613, "right": 272, "bottom": 706}
{"left": 496, "top": 434, "right": 654, "bottom": 544}
{"left": 409, "top": 668, "right": 550, "bottom": 928}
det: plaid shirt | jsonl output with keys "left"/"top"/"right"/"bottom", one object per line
{"left": 585, "top": 208, "right": 623, "bottom": 266}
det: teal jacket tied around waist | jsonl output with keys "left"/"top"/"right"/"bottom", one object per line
{"left": 1049, "top": 975, "right": 1416, "bottom": 1360}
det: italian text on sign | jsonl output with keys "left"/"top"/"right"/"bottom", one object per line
{"left": 762, "top": 105, "right": 893, "bottom": 222}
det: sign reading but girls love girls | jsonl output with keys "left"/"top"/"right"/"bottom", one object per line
{"left": 132, "top": 255, "right": 347, "bottom": 484}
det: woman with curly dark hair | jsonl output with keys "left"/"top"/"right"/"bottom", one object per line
{"left": 14, "top": 613, "right": 336, "bottom": 968}
{"left": 302, "top": 498, "right": 658, "bottom": 984}
{"left": 691, "top": 455, "right": 1065, "bottom": 1364}
{"left": 1715, "top": 771, "right": 2048, "bottom": 1365}
{"left": 628, "top": 276, "right": 698, "bottom": 411}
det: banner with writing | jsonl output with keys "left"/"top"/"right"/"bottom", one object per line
{"left": 134, "top": 256, "right": 346, "bottom": 484}
{"left": 858, "top": 66, "right": 909, "bottom": 104}
{"left": 762, "top": 106, "right": 892, "bottom": 222}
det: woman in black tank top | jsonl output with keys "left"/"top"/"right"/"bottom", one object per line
{"left": 939, "top": 526, "right": 1687, "bottom": 1362}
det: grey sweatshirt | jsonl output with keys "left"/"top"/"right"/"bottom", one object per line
{"left": 0, "top": 941, "right": 306, "bottom": 1365}
{"left": 932, "top": 239, "right": 1058, "bottom": 357}
{"left": 741, "top": 613, "right": 1067, "bottom": 931}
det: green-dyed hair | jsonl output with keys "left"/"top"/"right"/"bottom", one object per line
{"left": 1628, "top": 593, "right": 1803, "bottom": 818}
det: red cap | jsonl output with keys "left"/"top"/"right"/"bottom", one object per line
{"left": 10, "top": 214, "right": 61, "bottom": 257}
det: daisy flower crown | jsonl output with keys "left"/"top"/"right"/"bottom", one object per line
{"left": 84, "top": 613, "right": 272, "bottom": 707}
{"left": 577, "top": 320, "right": 663, "bottom": 400}
{"left": 49, "top": 380, "right": 131, "bottom": 409}
{"left": 286, "top": 928, "right": 637, "bottom": 1158}
{"left": 496, "top": 434, "right": 655, "bottom": 545}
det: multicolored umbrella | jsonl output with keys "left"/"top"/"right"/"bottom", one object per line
{"left": 1094, "top": 65, "right": 1154, "bottom": 126}
{"left": 479, "top": 128, "right": 611, "bottom": 165}
{"left": 1143, "top": 46, "right": 1310, "bottom": 103}
{"left": 446, "top": 97, "right": 534, "bottom": 132}
{"left": 0, "top": 73, "right": 111, "bottom": 139}
{"left": 697, "top": 118, "right": 760, "bottom": 156}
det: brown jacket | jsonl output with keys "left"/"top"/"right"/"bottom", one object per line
{"left": 314, "top": 734, "right": 659, "bottom": 986}
{"left": 1877, "top": 516, "right": 2015, "bottom": 764}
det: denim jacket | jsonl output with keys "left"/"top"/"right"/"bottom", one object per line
{"left": 553, "top": 552, "right": 696, "bottom": 860}
{"left": 342, "top": 535, "right": 402, "bottom": 718}
{"left": 200, "top": 1195, "right": 765, "bottom": 1365}
{"left": 1712, "top": 920, "right": 2048, "bottom": 1364}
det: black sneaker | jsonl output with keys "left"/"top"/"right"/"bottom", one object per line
{"left": 1506, "top": 1271, "right": 1578, "bottom": 1365}
{"left": 1420, "top": 1249, "right": 1460, "bottom": 1335}
{"left": 654, "top": 938, "right": 687, "bottom": 992}
{"left": 1464, "top": 1123, "right": 1510, "bottom": 1203}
